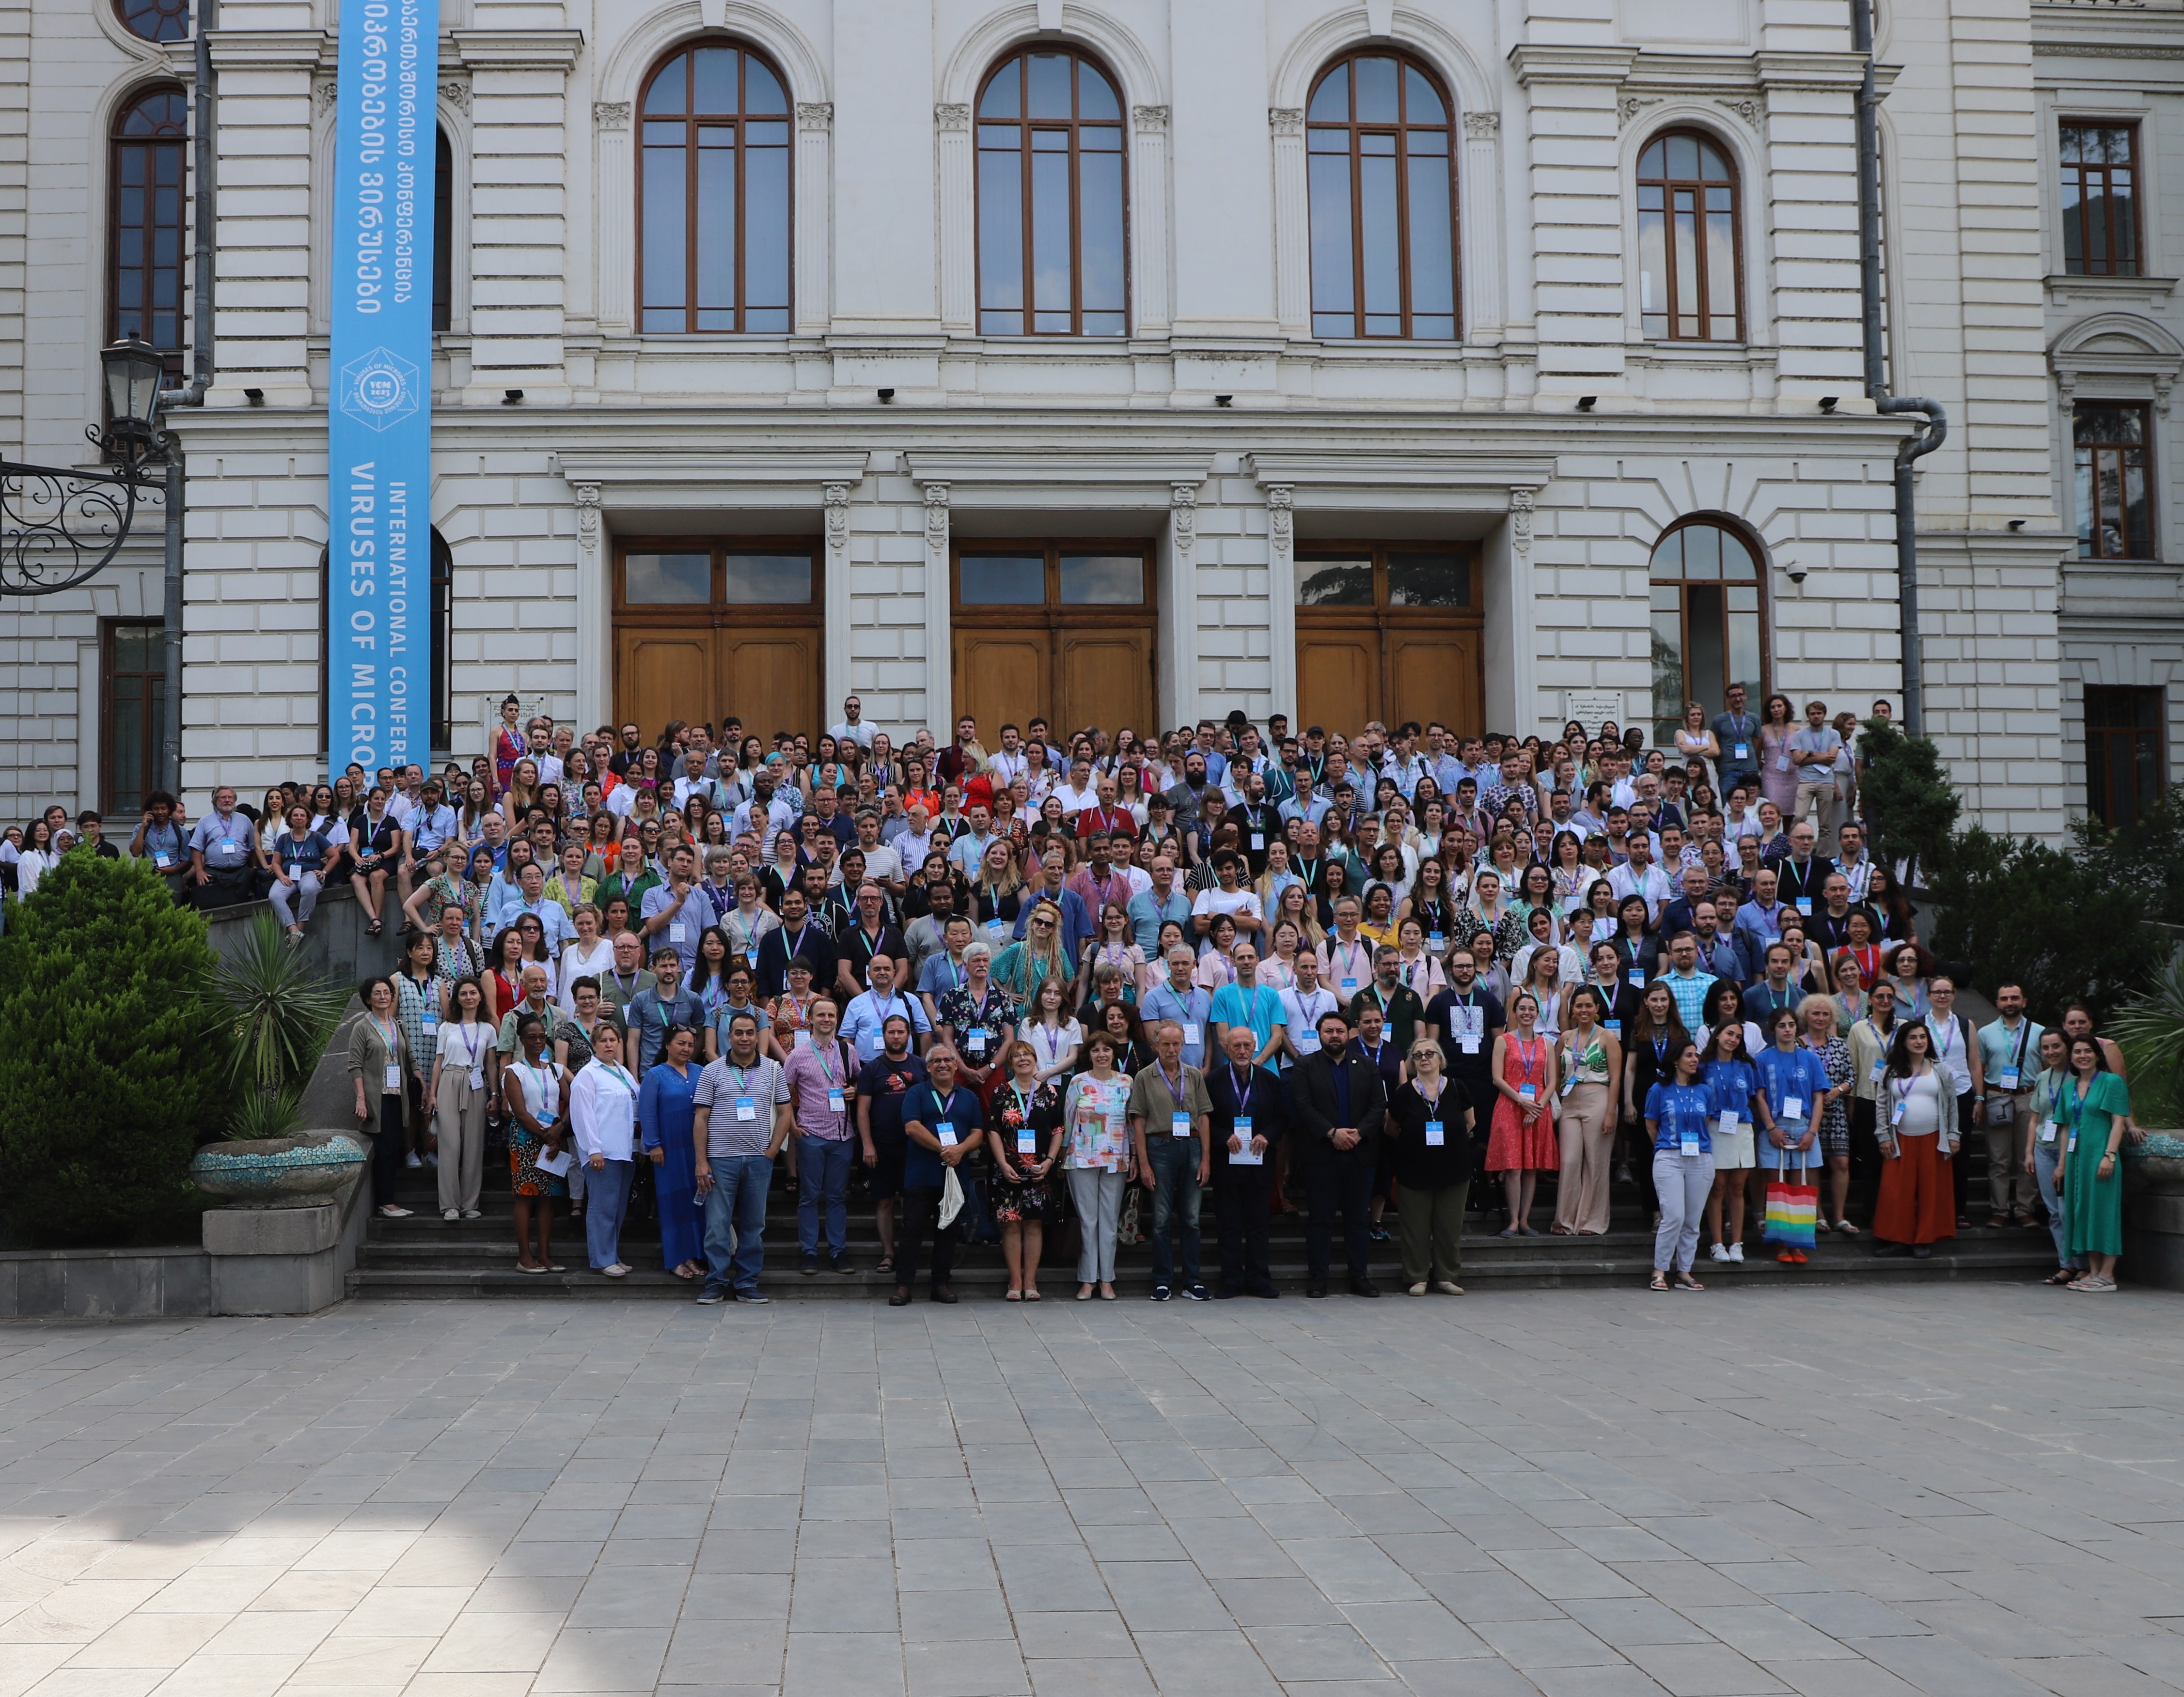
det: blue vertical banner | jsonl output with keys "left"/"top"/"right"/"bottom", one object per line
{"left": 328, "top": 0, "right": 439, "bottom": 777}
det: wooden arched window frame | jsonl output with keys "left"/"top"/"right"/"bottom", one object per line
{"left": 636, "top": 40, "right": 793, "bottom": 334}
{"left": 1636, "top": 128, "right": 1744, "bottom": 343}
{"left": 1304, "top": 50, "right": 1460, "bottom": 342}
{"left": 109, "top": 85, "right": 190, "bottom": 380}
{"left": 1648, "top": 517, "right": 1767, "bottom": 747}
{"left": 975, "top": 46, "right": 1129, "bottom": 337}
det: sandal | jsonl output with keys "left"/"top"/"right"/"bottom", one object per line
{"left": 1023, "top": 1290, "right": 1042, "bottom": 1302}
{"left": 1649, "top": 1272, "right": 1669, "bottom": 1292}
{"left": 1674, "top": 1273, "right": 1705, "bottom": 1291}
{"left": 516, "top": 1262, "right": 547, "bottom": 1275}
{"left": 1004, "top": 1289, "right": 1022, "bottom": 1302}
{"left": 2043, "top": 1268, "right": 2076, "bottom": 1286}
{"left": 366, "top": 919, "right": 383, "bottom": 936}
{"left": 875, "top": 1256, "right": 895, "bottom": 1276}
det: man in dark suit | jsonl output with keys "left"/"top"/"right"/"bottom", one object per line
{"left": 1289, "top": 1008, "right": 1388, "bottom": 1298}
{"left": 1206, "top": 1023, "right": 1288, "bottom": 1298}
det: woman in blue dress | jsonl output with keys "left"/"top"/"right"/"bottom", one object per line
{"left": 640, "top": 1021, "right": 706, "bottom": 1279}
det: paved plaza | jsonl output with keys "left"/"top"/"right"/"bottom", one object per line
{"left": 0, "top": 1288, "right": 2178, "bottom": 1697}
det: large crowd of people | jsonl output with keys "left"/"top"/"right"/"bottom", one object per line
{"left": 2, "top": 688, "right": 2145, "bottom": 1299}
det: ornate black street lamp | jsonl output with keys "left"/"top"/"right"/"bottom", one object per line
{"left": 0, "top": 336, "right": 171, "bottom": 598}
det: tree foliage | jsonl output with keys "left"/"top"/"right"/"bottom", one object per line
{"left": 0, "top": 855, "right": 227, "bottom": 1245}
{"left": 2073, "top": 783, "right": 2184, "bottom": 929}
{"left": 1855, "top": 716, "right": 1959, "bottom": 887}
{"left": 1927, "top": 826, "right": 2162, "bottom": 1026}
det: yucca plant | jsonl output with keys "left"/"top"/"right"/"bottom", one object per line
{"left": 202, "top": 914, "right": 355, "bottom": 1140}
{"left": 2113, "top": 946, "right": 2184, "bottom": 1129}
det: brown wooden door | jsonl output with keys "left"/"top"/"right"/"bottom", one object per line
{"left": 616, "top": 629, "right": 714, "bottom": 746}
{"left": 954, "top": 629, "right": 1052, "bottom": 738}
{"left": 1299, "top": 631, "right": 1378, "bottom": 736}
{"left": 1388, "top": 628, "right": 1483, "bottom": 737}
{"left": 1059, "top": 629, "right": 1155, "bottom": 741}
{"left": 720, "top": 632, "right": 821, "bottom": 741}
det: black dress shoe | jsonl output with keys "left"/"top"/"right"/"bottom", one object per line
{"left": 1350, "top": 1279, "right": 1381, "bottom": 1298}
{"left": 1250, "top": 1284, "right": 1281, "bottom": 1299}
{"left": 1911, "top": 1245, "right": 1933, "bottom": 1259}
{"left": 1306, "top": 1284, "right": 1328, "bottom": 1299}
{"left": 1215, "top": 1286, "right": 1242, "bottom": 1300}
{"left": 931, "top": 1286, "right": 958, "bottom": 1304}
{"left": 888, "top": 1287, "right": 912, "bottom": 1307}
{"left": 1873, "top": 1243, "right": 1910, "bottom": 1258}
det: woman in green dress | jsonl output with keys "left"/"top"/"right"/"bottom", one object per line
{"left": 2057, "top": 1034, "right": 2141, "bottom": 1293}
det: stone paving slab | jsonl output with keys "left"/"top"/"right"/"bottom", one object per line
{"left": 0, "top": 1287, "right": 2172, "bottom": 1695}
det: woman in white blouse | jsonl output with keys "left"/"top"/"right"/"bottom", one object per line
{"left": 568, "top": 1019, "right": 641, "bottom": 1278}
{"left": 558, "top": 904, "right": 614, "bottom": 1013}
{"left": 1021, "top": 974, "right": 1083, "bottom": 1085}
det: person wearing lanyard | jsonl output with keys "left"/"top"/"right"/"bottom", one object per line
{"left": 1292, "top": 1009, "right": 1388, "bottom": 1298}
{"left": 1423, "top": 949, "right": 1505, "bottom": 1207}
{"left": 1279, "top": 951, "right": 1338, "bottom": 1072}
{"left": 1127, "top": 1021, "right": 1215, "bottom": 1303}
{"left": 393, "top": 930, "right": 444, "bottom": 1173}
{"left": 843, "top": 953, "right": 932, "bottom": 1065}
{"left": 130, "top": 790, "right": 192, "bottom": 901}
{"left": 691, "top": 1011, "right": 794, "bottom": 1304}
{"left": 1645, "top": 1037, "right": 1713, "bottom": 1291}
{"left": 1388, "top": 1036, "right": 1474, "bottom": 1294}
{"left": 2055, "top": 1035, "right": 2139, "bottom": 1293}
{"left": 1752, "top": 1007, "right": 1826, "bottom": 1264}
{"left": 503, "top": 1012, "right": 572, "bottom": 1273}
{"left": 1352, "top": 945, "right": 1424, "bottom": 1057}
{"left": 988, "top": 1040, "right": 1061, "bottom": 1301}
{"left": 637, "top": 1024, "right": 707, "bottom": 1281}
{"left": 896, "top": 1044, "right": 988, "bottom": 1306}
{"left": 570, "top": 1021, "right": 642, "bottom": 1278}
{"left": 1871, "top": 1021, "right": 1955, "bottom": 1258}
{"left": 783, "top": 996, "right": 860, "bottom": 1276}
{"left": 935, "top": 940, "right": 1016, "bottom": 1092}
{"left": 1710, "top": 682, "right": 1761, "bottom": 799}
{"left": 1206, "top": 1025, "right": 1285, "bottom": 1297}
{"left": 1320, "top": 902, "right": 1375, "bottom": 1004}
{"left": 1551, "top": 985, "right": 1622, "bottom": 1236}
{"left": 430, "top": 975, "right": 494, "bottom": 1221}
{"left": 1486, "top": 991, "right": 1559, "bottom": 1238}
{"left": 913, "top": 913, "right": 975, "bottom": 1025}
{"left": 1843, "top": 979, "right": 1898, "bottom": 1230}
{"left": 186, "top": 785, "right": 259, "bottom": 912}
{"left": 1208, "top": 943, "right": 1287, "bottom": 1068}
{"left": 1976, "top": 983, "right": 2044, "bottom": 1229}
{"left": 1141, "top": 946, "right": 1214, "bottom": 1070}
{"left": 349, "top": 977, "right": 414, "bottom": 1218}
{"left": 2023, "top": 1030, "right": 2078, "bottom": 1287}
{"left": 1923, "top": 977, "right": 1985, "bottom": 1229}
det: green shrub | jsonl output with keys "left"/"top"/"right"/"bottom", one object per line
{"left": 2074, "top": 783, "right": 2184, "bottom": 928}
{"left": 204, "top": 912, "right": 352, "bottom": 1140}
{"left": 2113, "top": 947, "right": 2184, "bottom": 1127}
{"left": 0, "top": 855, "right": 227, "bottom": 1246}
{"left": 1926, "top": 825, "right": 2162, "bottom": 1027}
{"left": 1855, "top": 716, "right": 1960, "bottom": 888}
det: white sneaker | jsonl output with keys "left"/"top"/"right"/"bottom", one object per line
{"left": 442, "top": 1208, "right": 459, "bottom": 1222}
{"left": 1708, "top": 1243, "right": 1730, "bottom": 1261}
{"left": 404, "top": 1152, "right": 423, "bottom": 1169}
{"left": 461, "top": 1209, "right": 483, "bottom": 1220}
{"left": 1727, "top": 1242, "right": 1745, "bottom": 1262}
{"left": 1408, "top": 1282, "right": 1427, "bottom": 1296}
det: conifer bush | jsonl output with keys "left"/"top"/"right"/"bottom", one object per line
{"left": 0, "top": 855, "right": 226, "bottom": 1245}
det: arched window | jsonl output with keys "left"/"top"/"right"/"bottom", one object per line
{"left": 109, "top": 86, "right": 189, "bottom": 376}
{"left": 115, "top": 0, "right": 189, "bottom": 43}
{"left": 432, "top": 127, "right": 453, "bottom": 334}
{"left": 1637, "top": 129, "right": 1743, "bottom": 342}
{"left": 1305, "top": 51, "right": 1458, "bottom": 342}
{"left": 637, "top": 42, "right": 791, "bottom": 334}
{"left": 1650, "top": 519, "right": 1765, "bottom": 748}
{"left": 976, "top": 47, "right": 1128, "bottom": 337}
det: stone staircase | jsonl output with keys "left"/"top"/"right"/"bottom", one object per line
{"left": 350, "top": 1150, "right": 2058, "bottom": 1301}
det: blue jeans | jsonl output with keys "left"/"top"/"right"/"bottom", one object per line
{"left": 796, "top": 1134, "right": 853, "bottom": 1259}
{"left": 701, "top": 1153, "right": 773, "bottom": 1295}
{"left": 583, "top": 1158, "right": 633, "bottom": 1269}
{"left": 2034, "top": 1134, "right": 2077, "bottom": 1271}
{"left": 1145, "top": 1135, "right": 1203, "bottom": 1285}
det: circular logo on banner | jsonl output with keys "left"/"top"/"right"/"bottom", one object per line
{"left": 338, "top": 347, "right": 421, "bottom": 433}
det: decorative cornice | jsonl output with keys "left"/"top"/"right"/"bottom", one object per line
{"left": 451, "top": 28, "right": 586, "bottom": 71}
{"left": 206, "top": 29, "right": 330, "bottom": 71}
{"left": 2032, "top": 38, "right": 2184, "bottom": 58}
{"left": 936, "top": 103, "right": 971, "bottom": 131}
{"left": 1269, "top": 107, "right": 1304, "bottom": 137}
{"left": 1508, "top": 44, "right": 1641, "bottom": 88}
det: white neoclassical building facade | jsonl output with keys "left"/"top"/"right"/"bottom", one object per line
{"left": 1, "top": 0, "right": 2180, "bottom": 836}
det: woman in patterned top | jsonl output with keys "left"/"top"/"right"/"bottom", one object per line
{"left": 1063, "top": 1030, "right": 1135, "bottom": 1301}
{"left": 934, "top": 940, "right": 1017, "bottom": 1092}
{"left": 988, "top": 1040, "right": 1064, "bottom": 1301}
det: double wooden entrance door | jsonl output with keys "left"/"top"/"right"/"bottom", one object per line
{"left": 951, "top": 543, "right": 1157, "bottom": 740}
{"left": 613, "top": 541, "right": 822, "bottom": 740}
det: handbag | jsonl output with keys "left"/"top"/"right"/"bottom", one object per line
{"left": 1982, "top": 1092, "right": 2018, "bottom": 1128}
{"left": 1761, "top": 1152, "right": 1818, "bottom": 1250}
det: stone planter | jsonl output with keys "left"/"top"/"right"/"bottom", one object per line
{"left": 191, "top": 1135, "right": 368, "bottom": 1209}
{"left": 2122, "top": 1131, "right": 2184, "bottom": 1196}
